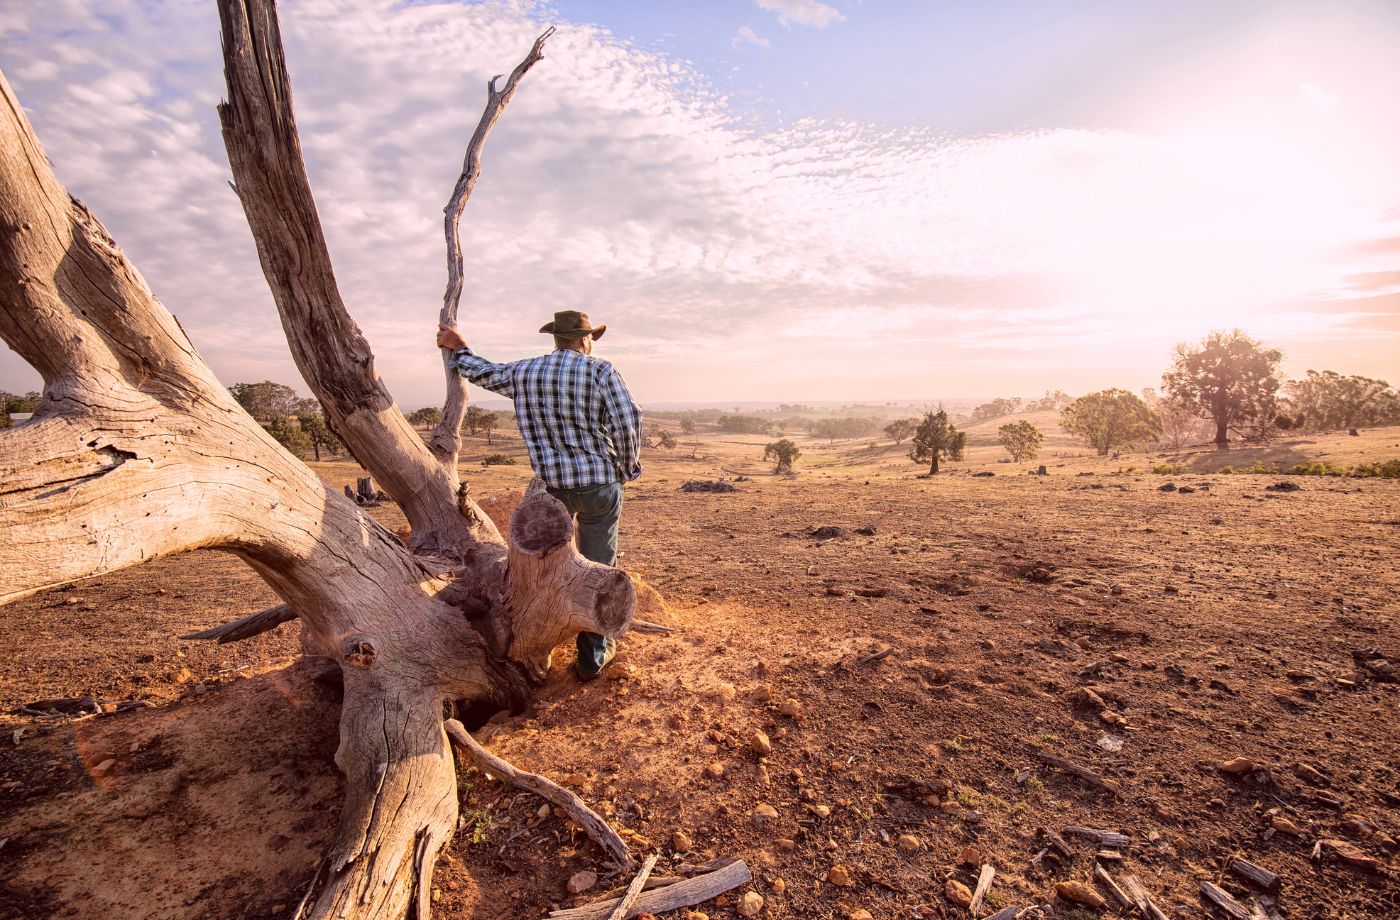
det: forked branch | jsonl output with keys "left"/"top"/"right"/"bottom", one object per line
{"left": 430, "top": 26, "right": 555, "bottom": 463}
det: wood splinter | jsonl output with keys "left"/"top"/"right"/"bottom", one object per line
{"left": 445, "top": 719, "right": 633, "bottom": 870}
{"left": 1035, "top": 751, "right": 1122, "bottom": 793}
{"left": 968, "top": 863, "right": 996, "bottom": 915}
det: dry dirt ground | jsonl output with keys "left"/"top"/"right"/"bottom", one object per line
{"left": 2, "top": 423, "right": 1398, "bottom": 920}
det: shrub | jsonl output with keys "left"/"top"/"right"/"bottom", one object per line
{"left": 482, "top": 454, "right": 516, "bottom": 466}
{"left": 1151, "top": 463, "right": 1186, "bottom": 474}
{"left": 1352, "top": 459, "right": 1400, "bottom": 478}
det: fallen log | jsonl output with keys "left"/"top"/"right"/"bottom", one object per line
{"left": 1229, "top": 858, "right": 1280, "bottom": 893}
{"left": 1064, "top": 826, "right": 1131, "bottom": 848}
{"left": 1035, "top": 752, "right": 1122, "bottom": 794}
{"left": 181, "top": 603, "right": 296, "bottom": 643}
{"left": 444, "top": 719, "right": 633, "bottom": 870}
{"left": 1199, "top": 881, "right": 1252, "bottom": 920}
{"left": 546, "top": 859, "right": 752, "bottom": 920}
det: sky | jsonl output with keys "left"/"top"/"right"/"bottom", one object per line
{"left": 2, "top": 0, "right": 1399, "bottom": 407}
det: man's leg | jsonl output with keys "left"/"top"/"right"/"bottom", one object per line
{"left": 547, "top": 482, "right": 623, "bottom": 678}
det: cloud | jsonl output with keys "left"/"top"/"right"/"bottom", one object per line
{"left": 1, "top": 0, "right": 1396, "bottom": 405}
{"left": 1300, "top": 80, "right": 1339, "bottom": 113}
{"left": 754, "top": 0, "right": 845, "bottom": 29}
{"left": 731, "top": 25, "right": 771, "bottom": 49}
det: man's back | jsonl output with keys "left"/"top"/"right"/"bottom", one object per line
{"left": 450, "top": 345, "right": 642, "bottom": 490}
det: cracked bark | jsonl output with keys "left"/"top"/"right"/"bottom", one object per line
{"left": 0, "top": 5, "right": 636, "bottom": 918}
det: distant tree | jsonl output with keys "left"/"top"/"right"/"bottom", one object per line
{"left": 971, "top": 397, "right": 1023, "bottom": 421}
{"left": 763, "top": 438, "right": 801, "bottom": 473}
{"left": 686, "top": 440, "right": 703, "bottom": 459}
{"left": 263, "top": 416, "right": 313, "bottom": 459}
{"left": 716, "top": 414, "right": 772, "bottom": 435}
{"left": 998, "top": 420, "right": 1043, "bottom": 461}
{"left": 1061, "top": 388, "right": 1161, "bottom": 456}
{"left": 229, "top": 380, "right": 302, "bottom": 423}
{"left": 1162, "top": 330, "right": 1283, "bottom": 446}
{"left": 463, "top": 404, "right": 496, "bottom": 438}
{"left": 812, "top": 416, "right": 880, "bottom": 442}
{"left": 1025, "top": 389, "right": 1073, "bottom": 412}
{"left": 407, "top": 406, "right": 443, "bottom": 428}
{"left": 478, "top": 410, "right": 500, "bottom": 445}
{"left": 679, "top": 418, "right": 696, "bottom": 434}
{"left": 908, "top": 409, "right": 966, "bottom": 475}
{"left": 296, "top": 411, "right": 343, "bottom": 461}
{"left": 883, "top": 418, "right": 917, "bottom": 445}
{"left": 1286, "top": 370, "right": 1396, "bottom": 431}
{"left": 0, "top": 390, "right": 13, "bottom": 428}
{"left": 656, "top": 430, "right": 677, "bottom": 449}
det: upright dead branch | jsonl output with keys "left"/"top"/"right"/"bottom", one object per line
{"left": 217, "top": 0, "right": 499, "bottom": 561}
{"left": 430, "top": 26, "right": 555, "bottom": 464}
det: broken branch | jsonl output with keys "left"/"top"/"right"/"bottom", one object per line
{"left": 444, "top": 718, "right": 633, "bottom": 869}
{"left": 1035, "top": 751, "right": 1122, "bottom": 793}
{"left": 546, "top": 859, "right": 752, "bottom": 920}
{"left": 181, "top": 604, "right": 295, "bottom": 643}
{"left": 605, "top": 854, "right": 658, "bottom": 920}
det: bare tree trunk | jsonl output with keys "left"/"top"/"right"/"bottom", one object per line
{"left": 0, "top": 5, "right": 637, "bottom": 918}
{"left": 929, "top": 454, "right": 939, "bottom": 475}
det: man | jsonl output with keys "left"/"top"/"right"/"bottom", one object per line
{"left": 435, "top": 311, "right": 642, "bottom": 680}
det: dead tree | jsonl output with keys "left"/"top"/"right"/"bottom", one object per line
{"left": 0, "top": 2, "right": 639, "bottom": 917}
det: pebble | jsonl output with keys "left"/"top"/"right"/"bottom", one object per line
{"left": 827, "top": 865, "right": 854, "bottom": 886}
{"left": 1271, "top": 816, "right": 1303, "bottom": 836}
{"left": 567, "top": 870, "right": 597, "bottom": 895}
{"left": 778, "top": 699, "right": 802, "bottom": 718}
{"left": 945, "top": 879, "right": 973, "bottom": 907}
{"left": 704, "top": 762, "right": 725, "bottom": 779}
{"left": 684, "top": 913, "right": 709, "bottom": 920}
{"left": 849, "top": 910, "right": 873, "bottom": 920}
{"left": 750, "top": 731, "right": 773, "bottom": 756}
{"left": 737, "top": 891, "right": 764, "bottom": 917}
{"left": 91, "top": 759, "right": 116, "bottom": 778}
{"left": 751, "top": 803, "right": 779, "bottom": 825}
{"left": 1219, "top": 757, "right": 1255, "bottom": 774}
{"left": 957, "top": 845, "right": 981, "bottom": 866}
{"left": 672, "top": 830, "right": 693, "bottom": 851}
{"left": 896, "top": 834, "right": 921, "bottom": 853}
{"left": 811, "top": 804, "right": 831, "bottom": 818}
{"left": 770, "top": 878, "right": 785, "bottom": 895}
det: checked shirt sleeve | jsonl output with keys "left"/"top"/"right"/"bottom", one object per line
{"left": 598, "top": 362, "right": 643, "bottom": 482}
{"left": 449, "top": 347, "right": 515, "bottom": 399}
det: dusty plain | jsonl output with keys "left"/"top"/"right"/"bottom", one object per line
{"left": 2, "top": 414, "right": 1397, "bottom": 919}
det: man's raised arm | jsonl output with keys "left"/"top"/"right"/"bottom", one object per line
{"left": 437, "top": 323, "right": 516, "bottom": 398}
{"left": 599, "top": 362, "right": 642, "bottom": 482}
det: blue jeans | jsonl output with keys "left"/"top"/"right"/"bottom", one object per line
{"left": 546, "top": 481, "right": 623, "bottom": 676}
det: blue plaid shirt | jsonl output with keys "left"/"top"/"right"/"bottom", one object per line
{"left": 451, "top": 347, "right": 643, "bottom": 489}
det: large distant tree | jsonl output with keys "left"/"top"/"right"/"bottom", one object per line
{"left": 1061, "top": 388, "right": 1161, "bottom": 456}
{"left": 407, "top": 405, "right": 444, "bottom": 428}
{"left": 998, "top": 420, "right": 1043, "bottom": 461}
{"left": 0, "top": 14, "right": 679, "bottom": 920}
{"left": 971, "top": 397, "right": 1022, "bottom": 421}
{"left": 1162, "top": 330, "right": 1282, "bottom": 446}
{"left": 680, "top": 417, "right": 696, "bottom": 434}
{"left": 1286, "top": 370, "right": 1396, "bottom": 430}
{"left": 228, "top": 380, "right": 302, "bottom": 422}
{"left": 763, "top": 437, "right": 800, "bottom": 473}
{"left": 909, "top": 408, "right": 966, "bottom": 474}
{"left": 477, "top": 408, "right": 500, "bottom": 444}
{"left": 883, "top": 417, "right": 916, "bottom": 445}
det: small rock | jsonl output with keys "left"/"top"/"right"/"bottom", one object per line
{"left": 1271, "top": 816, "right": 1303, "bottom": 836}
{"left": 537, "top": 803, "right": 551, "bottom": 819}
{"left": 1220, "top": 757, "right": 1256, "bottom": 774}
{"left": 684, "top": 913, "right": 709, "bottom": 920}
{"left": 827, "top": 865, "right": 854, "bottom": 886}
{"left": 751, "top": 803, "right": 779, "bottom": 826}
{"left": 737, "top": 891, "right": 765, "bottom": 917}
{"left": 750, "top": 731, "right": 773, "bottom": 756}
{"left": 778, "top": 699, "right": 802, "bottom": 718}
{"left": 849, "top": 910, "right": 873, "bottom": 920}
{"left": 770, "top": 878, "right": 786, "bottom": 895}
{"left": 811, "top": 804, "right": 831, "bottom": 818}
{"left": 715, "top": 682, "right": 737, "bottom": 702}
{"left": 91, "top": 759, "right": 116, "bottom": 778}
{"left": 1075, "top": 636, "right": 1093, "bottom": 650}
{"left": 957, "top": 845, "right": 981, "bottom": 866}
{"left": 704, "top": 762, "right": 725, "bottom": 779}
{"left": 896, "top": 834, "right": 922, "bottom": 853}
{"left": 1075, "top": 687, "right": 1107, "bottom": 710}
{"left": 1294, "top": 763, "right": 1329, "bottom": 786}
{"left": 567, "top": 870, "right": 597, "bottom": 895}
{"left": 1322, "top": 838, "right": 1381, "bottom": 870}
{"left": 945, "top": 879, "right": 973, "bottom": 907}
{"left": 672, "top": 830, "right": 693, "bottom": 851}
{"left": 1159, "top": 482, "right": 1177, "bottom": 492}
{"left": 1056, "top": 880, "right": 1107, "bottom": 908}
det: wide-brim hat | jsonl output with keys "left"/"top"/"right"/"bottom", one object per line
{"left": 539, "top": 310, "right": 606, "bottom": 340}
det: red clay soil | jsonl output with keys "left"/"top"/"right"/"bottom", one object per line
{"left": 1, "top": 446, "right": 1397, "bottom": 919}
